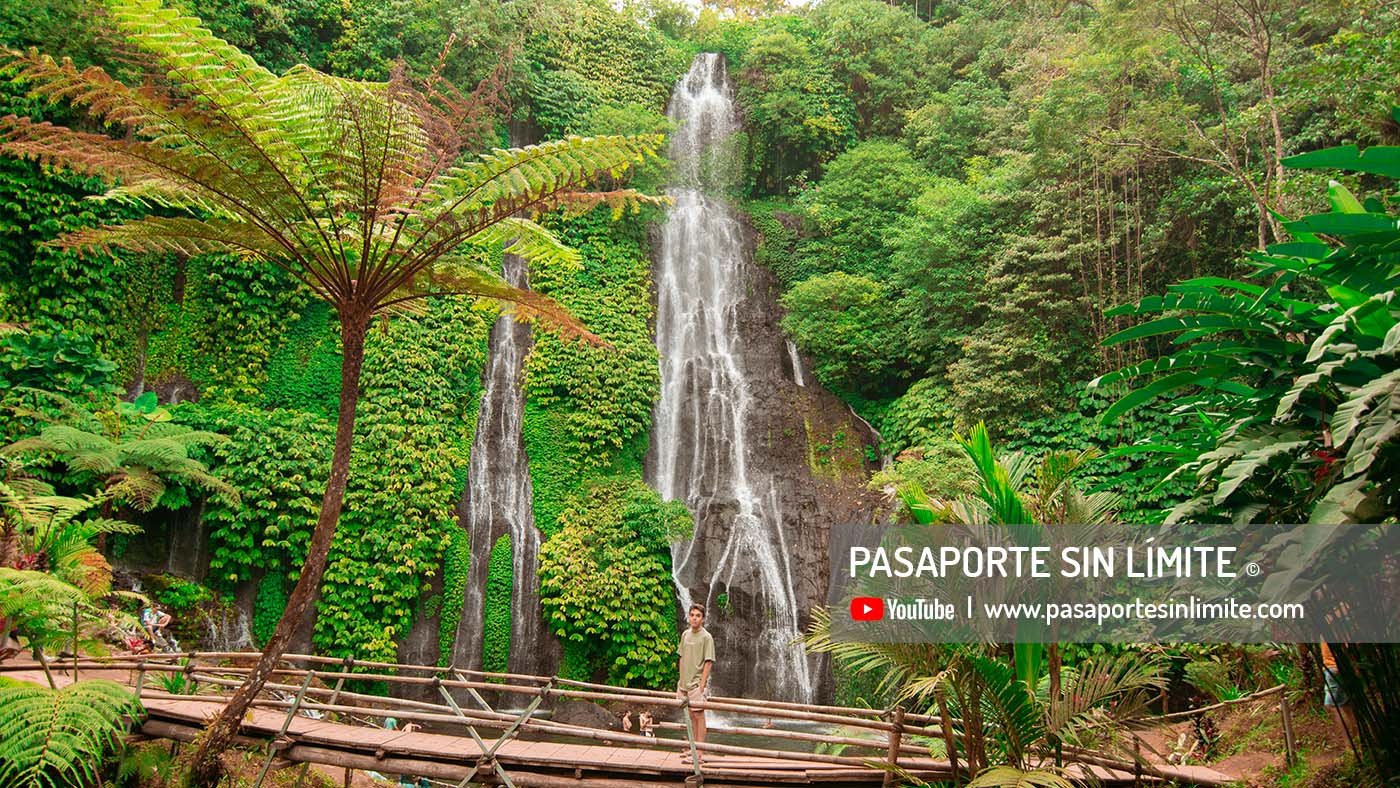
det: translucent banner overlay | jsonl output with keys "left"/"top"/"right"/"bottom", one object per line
{"left": 827, "top": 523, "right": 1400, "bottom": 643}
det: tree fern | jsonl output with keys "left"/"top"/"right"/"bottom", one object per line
{"left": 0, "top": 678, "right": 142, "bottom": 788}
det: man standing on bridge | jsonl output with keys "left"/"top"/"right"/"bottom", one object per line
{"left": 677, "top": 603, "right": 715, "bottom": 761}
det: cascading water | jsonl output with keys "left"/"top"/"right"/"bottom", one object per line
{"left": 455, "top": 253, "right": 549, "bottom": 676}
{"left": 786, "top": 340, "right": 807, "bottom": 388}
{"left": 649, "top": 53, "right": 814, "bottom": 702}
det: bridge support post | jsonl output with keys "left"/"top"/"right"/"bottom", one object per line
{"left": 295, "top": 656, "right": 353, "bottom": 788}
{"left": 441, "top": 675, "right": 553, "bottom": 788}
{"left": 1280, "top": 691, "right": 1296, "bottom": 767}
{"left": 253, "top": 667, "right": 316, "bottom": 788}
{"left": 882, "top": 707, "right": 904, "bottom": 787}
{"left": 681, "top": 694, "right": 703, "bottom": 785}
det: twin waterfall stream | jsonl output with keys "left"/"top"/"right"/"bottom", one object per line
{"left": 453, "top": 53, "right": 831, "bottom": 702}
{"left": 647, "top": 54, "right": 814, "bottom": 703}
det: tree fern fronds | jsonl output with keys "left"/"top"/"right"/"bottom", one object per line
{"left": 99, "top": 0, "right": 299, "bottom": 160}
{"left": 468, "top": 217, "right": 584, "bottom": 271}
{"left": 7, "top": 426, "right": 116, "bottom": 467}
{"left": 0, "top": 116, "right": 304, "bottom": 244}
{"left": 406, "top": 262, "right": 601, "bottom": 344}
{"left": 418, "top": 134, "right": 662, "bottom": 225}
{"left": 42, "top": 537, "right": 113, "bottom": 596}
{"left": 541, "top": 189, "right": 673, "bottom": 219}
{"left": 0, "top": 568, "right": 90, "bottom": 634}
{"left": 51, "top": 216, "right": 283, "bottom": 260}
{"left": 0, "top": 679, "right": 142, "bottom": 788}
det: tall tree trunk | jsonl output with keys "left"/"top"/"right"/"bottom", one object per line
{"left": 186, "top": 314, "right": 369, "bottom": 785}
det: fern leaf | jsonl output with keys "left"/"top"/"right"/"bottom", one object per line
{"left": 0, "top": 679, "right": 142, "bottom": 788}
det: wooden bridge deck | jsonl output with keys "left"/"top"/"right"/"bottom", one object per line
{"left": 3, "top": 660, "right": 1236, "bottom": 787}
{"left": 142, "top": 691, "right": 962, "bottom": 786}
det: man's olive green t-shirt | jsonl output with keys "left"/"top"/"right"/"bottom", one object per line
{"left": 677, "top": 626, "right": 715, "bottom": 690}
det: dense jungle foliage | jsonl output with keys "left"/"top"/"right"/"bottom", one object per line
{"left": 0, "top": 0, "right": 1397, "bottom": 781}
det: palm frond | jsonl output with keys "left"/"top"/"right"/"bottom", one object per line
{"left": 968, "top": 653, "right": 1043, "bottom": 767}
{"left": 1045, "top": 653, "right": 1165, "bottom": 747}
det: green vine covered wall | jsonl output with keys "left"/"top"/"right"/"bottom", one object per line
{"left": 481, "top": 533, "right": 513, "bottom": 674}
{"left": 520, "top": 205, "right": 686, "bottom": 683}
{"left": 315, "top": 298, "right": 488, "bottom": 664}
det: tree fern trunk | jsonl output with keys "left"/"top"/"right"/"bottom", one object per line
{"left": 186, "top": 313, "right": 368, "bottom": 785}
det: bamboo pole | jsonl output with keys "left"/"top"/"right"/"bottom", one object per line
{"left": 1279, "top": 691, "right": 1296, "bottom": 767}
{"left": 55, "top": 659, "right": 948, "bottom": 738}
{"left": 652, "top": 721, "right": 928, "bottom": 757}
{"left": 252, "top": 669, "right": 316, "bottom": 788}
{"left": 882, "top": 708, "right": 904, "bottom": 788}
{"left": 47, "top": 651, "right": 946, "bottom": 722}
{"left": 1144, "top": 684, "right": 1285, "bottom": 722}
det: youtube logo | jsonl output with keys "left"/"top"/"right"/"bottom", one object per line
{"left": 850, "top": 597, "right": 884, "bottom": 621}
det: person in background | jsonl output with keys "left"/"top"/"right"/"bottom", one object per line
{"left": 676, "top": 603, "right": 715, "bottom": 763}
{"left": 140, "top": 605, "right": 172, "bottom": 644}
{"left": 1320, "top": 642, "right": 1358, "bottom": 740}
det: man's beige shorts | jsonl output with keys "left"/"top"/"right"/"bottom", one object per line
{"left": 685, "top": 686, "right": 706, "bottom": 707}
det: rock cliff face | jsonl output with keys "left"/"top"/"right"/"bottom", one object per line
{"left": 646, "top": 53, "right": 879, "bottom": 703}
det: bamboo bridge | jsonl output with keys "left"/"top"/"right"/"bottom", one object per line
{"left": 1, "top": 653, "right": 1237, "bottom": 787}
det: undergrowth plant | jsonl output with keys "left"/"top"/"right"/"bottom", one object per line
{"left": 0, "top": 677, "right": 142, "bottom": 788}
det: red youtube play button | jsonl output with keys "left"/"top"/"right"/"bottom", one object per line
{"left": 850, "top": 597, "right": 884, "bottom": 621}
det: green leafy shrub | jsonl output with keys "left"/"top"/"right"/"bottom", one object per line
{"left": 437, "top": 528, "right": 470, "bottom": 666}
{"left": 794, "top": 140, "right": 931, "bottom": 281}
{"left": 251, "top": 572, "right": 286, "bottom": 648}
{"left": 0, "top": 330, "right": 117, "bottom": 404}
{"left": 538, "top": 479, "right": 691, "bottom": 688}
{"left": 780, "top": 272, "right": 909, "bottom": 400}
{"left": 181, "top": 404, "right": 332, "bottom": 587}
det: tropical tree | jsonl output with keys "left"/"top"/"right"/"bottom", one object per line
{"left": 1091, "top": 124, "right": 1400, "bottom": 776}
{"left": 1091, "top": 128, "right": 1400, "bottom": 525}
{"left": 0, "top": 0, "right": 662, "bottom": 778}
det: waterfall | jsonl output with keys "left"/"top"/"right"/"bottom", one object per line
{"left": 786, "top": 340, "right": 806, "bottom": 388}
{"left": 649, "top": 53, "right": 814, "bottom": 702}
{"left": 205, "top": 608, "right": 251, "bottom": 651}
{"left": 455, "top": 253, "right": 548, "bottom": 676}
